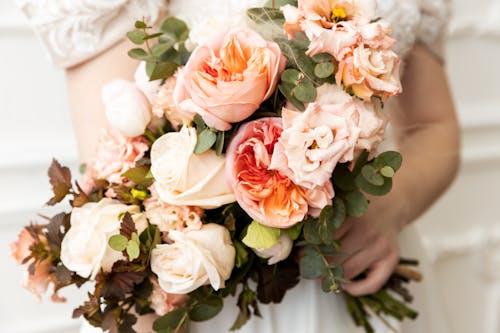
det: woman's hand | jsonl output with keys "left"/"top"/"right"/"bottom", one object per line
{"left": 332, "top": 194, "right": 403, "bottom": 296}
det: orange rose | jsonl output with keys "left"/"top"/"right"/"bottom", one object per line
{"left": 174, "top": 28, "right": 286, "bottom": 131}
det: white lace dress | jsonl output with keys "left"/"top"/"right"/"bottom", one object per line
{"left": 17, "top": 0, "right": 451, "bottom": 332}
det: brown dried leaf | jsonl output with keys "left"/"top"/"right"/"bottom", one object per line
{"left": 47, "top": 159, "right": 73, "bottom": 205}
{"left": 103, "top": 271, "right": 147, "bottom": 300}
{"left": 120, "top": 212, "right": 137, "bottom": 239}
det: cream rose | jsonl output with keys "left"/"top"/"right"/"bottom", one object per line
{"left": 134, "top": 61, "right": 162, "bottom": 104}
{"left": 102, "top": 79, "right": 152, "bottom": 137}
{"left": 151, "top": 223, "right": 235, "bottom": 294}
{"left": 150, "top": 126, "right": 236, "bottom": 208}
{"left": 254, "top": 233, "right": 293, "bottom": 265}
{"left": 60, "top": 199, "right": 148, "bottom": 279}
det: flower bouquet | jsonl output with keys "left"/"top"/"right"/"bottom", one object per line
{"left": 11, "top": 0, "right": 422, "bottom": 332}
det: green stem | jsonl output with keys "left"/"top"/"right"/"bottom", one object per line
{"left": 314, "top": 245, "right": 339, "bottom": 292}
{"left": 359, "top": 298, "right": 398, "bottom": 333}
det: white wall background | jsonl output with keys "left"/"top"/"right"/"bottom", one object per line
{"left": 0, "top": 1, "right": 499, "bottom": 333}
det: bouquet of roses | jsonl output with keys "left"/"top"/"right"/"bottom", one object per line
{"left": 10, "top": 0, "right": 422, "bottom": 332}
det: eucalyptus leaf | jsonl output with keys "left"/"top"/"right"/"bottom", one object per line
{"left": 160, "top": 17, "right": 189, "bottom": 41}
{"left": 293, "top": 81, "right": 317, "bottom": 103}
{"left": 299, "top": 247, "right": 324, "bottom": 279}
{"left": 344, "top": 191, "right": 368, "bottom": 217}
{"left": 135, "top": 21, "right": 148, "bottom": 29}
{"left": 374, "top": 151, "right": 403, "bottom": 172}
{"left": 149, "top": 62, "right": 178, "bottom": 81}
{"left": 194, "top": 129, "right": 217, "bottom": 154}
{"left": 355, "top": 174, "right": 393, "bottom": 196}
{"left": 189, "top": 295, "right": 223, "bottom": 321}
{"left": 127, "top": 30, "right": 146, "bottom": 45}
{"left": 303, "top": 217, "right": 321, "bottom": 245}
{"left": 314, "top": 62, "right": 335, "bottom": 78}
{"left": 318, "top": 205, "right": 336, "bottom": 245}
{"left": 332, "top": 163, "right": 357, "bottom": 191}
{"left": 279, "top": 83, "right": 305, "bottom": 111}
{"left": 128, "top": 48, "right": 150, "bottom": 60}
{"left": 151, "top": 40, "right": 175, "bottom": 58}
{"left": 331, "top": 197, "right": 346, "bottom": 229}
{"left": 247, "top": 7, "right": 285, "bottom": 24}
{"left": 281, "top": 68, "right": 301, "bottom": 84}
{"left": 361, "top": 165, "right": 385, "bottom": 186}
{"left": 275, "top": 37, "right": 317, "bottom": 84}
{"left": 380, "top": 166, "right": 395, "bottom": 178}
{"left": 153, "top": 307, "right": 187, "bottom": 331}
{"left": 215, "top": 131, "right": 225, "bottom": 156}
{"left": 283, "top": 222, "right": 304, "bottom": 241}
{"left": 312, "top": 53, "right": 334, "bottom": 63}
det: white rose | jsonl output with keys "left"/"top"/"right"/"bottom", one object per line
{"left": 60, "top": 199, "right": 148, "bottom": 279}
{"left": 150, "top": 126, "right": 236, "bottom": 208}
{"left": 102, "top": 79, "right": 151, "bottom": 137}
{"left": 253, "top": 233, "right": 293, "bottom": 265}
{"left": 151, "top": 223, "right": 235, "bottom": 294}
{"left": 134, "top": 61, "right": 162, "bottom": 104}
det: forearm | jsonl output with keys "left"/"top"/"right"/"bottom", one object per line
{"left": 66, "top": 39, "right": 139, "bottom": 164}
{"left": 382, "top": 43, "right": 461, "bottom": 229}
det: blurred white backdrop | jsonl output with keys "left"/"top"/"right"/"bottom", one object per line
{"left": 0, "top": 1, "right": 499, "bottom": 333}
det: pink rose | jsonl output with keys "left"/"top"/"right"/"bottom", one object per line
{"left": 316, "top": 83, "right": 388, "bottom": 155}
{"left": 174, "top": 28, "right": 286, "bottom": 131}
{"left": 144, "top": 187, "right": 203, "bottom": 234}
{"left": 84, "top": 129, "right": 149, "bottom": 186}
{"left": 10, "top": 229, "right": 55, "bottom": 301}
{"left": 149, "top": 277, "right": 188, "bottom": 316}
{"left": 336, "top": 44, "right": 401, "bottom": 101}
{"left": 270, "top": 101, "right": 360, "bottom": 189}
{"left": 226, "top": 118, "right": 329, "bottom": 228}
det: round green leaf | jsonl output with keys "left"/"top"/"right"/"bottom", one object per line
{"left": 242, "top": 221, "right": 280, "bottom": 249}
{"left": 314, "top": 62, "right": 334, "bottom": 79}
{"left": 299, "top": 248, "right": 324, "bottom": 279}
{"left": 127, "top": 30, "right": 146, "bottom": 45}
{"left": 355, "top": 174, "right": 393, "bottom": 196}
{"left": 160, "top": 17, "right": 189, "bottom": 40}
{"left": 128, "top": 48, "right": 150, "bottom": 60}
{"left": 109, "top": 234, "right": 128, "bottom": 252}
{"left": 303, "top": 217, "right": 321, "bottom": 245}
{"left": 189, "top": 295, "right": 223, "bottom": 322}
{"left": 361, "top": 165, "right": 384, "bottom": 186}
{"left": 194, "top": 129, "right": 217, "bottom": 154}
{"left": 134, "top": 20, "right": 148, "bottom": 29}
{"left": 293, "top": 81, "right": 317, "bottom": 103}
{"left": 374, "top": 151, "right": 403, "bottom": 172}
{"left": 281, "top": 68, "right": 302, "bottom": 84}
{"left": 312, "top": 53, "right": 334, "bottom": 63}
{"left": 344, "top": 191, "right": 368, "bottom": 217}
{"left": 380, "top": 166, "right": 395, "bottom": 178}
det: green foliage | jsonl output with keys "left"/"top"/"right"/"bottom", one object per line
{"left": 344, "top": 191, "right": 368, "bottom": 217}
{"left": 188, "top": 294, "right": 223, "bottom": 321}
{"left": 194, "top": 129, "right": 218, "bottom": 154}
{"left": 121, "top": 166, "right": 153, "bottom": 187}
{"left": 109, "top": 235, "right": 128, "bottom": 252}
{"left": 127, "top": 17, "right": 190, "bottom": 82}
{"left": 153, "top": 307, "right": 188, "bottom": 333}
{"left": 283, "top": 222, "right": 304, "bottom": 241}
{"left": 299, "top": 246, "right": 325, "bottom": 279}
{"left": 247, "top": 7, "right": 285, "bottom": 24}
{"left": 242, "top": 221, "right": 281, "bottom": 249}
{"left": 230, "top": 287, "right": 261, "bottom": 331}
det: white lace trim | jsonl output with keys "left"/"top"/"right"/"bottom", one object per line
{"left": 16, "top": 0, "right": 166, "bottom": 68}
{"left": 16, "top": 0, "right": 449, "bottom": 68}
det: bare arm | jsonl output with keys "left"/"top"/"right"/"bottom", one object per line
{"left": 66, "top": 39, "right": 138, "bottom": 164}
{"left": 335, "top": 43, "right": 460, "bottom": 296}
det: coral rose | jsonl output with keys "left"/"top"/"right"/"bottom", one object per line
{"left": 174, "top": 28, "right": 286, "bottom": 131}
{"left": 226, "top": 118, "right": 330, "bottom": 228}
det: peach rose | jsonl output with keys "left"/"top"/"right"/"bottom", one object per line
{"left": 282, "top": 0, "right": 376, "bottom": 40}
{"left": 316, "top": 83, "right": 388, "bottom": 154}
{"left": 174, "top": 28, "right": 286, "bottom": 131}
{"left": 149, "top": 277, "right": 188, "bottom": 316}
{"left": 336, "top": 45, "right": 401, "bottom": 101}
{"left": 144, "top": 187, "right": 203, "bottom": 234}
{"left": 84, "top": 129, "right": 149, "bottom": 186}
{"left": 270, "top": 101, "right": 360, "bottom": 189}
{"left": 151, "top": 75, "right": 189, "bottom": 128}
{"left": 226, "top": 118, "right": 330, "bottom": 227}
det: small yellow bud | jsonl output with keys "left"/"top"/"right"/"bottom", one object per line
{"left": 131, "top": 188, "right": 148, "bottom": 201}
{"left": 331, "top": 7, "right": 347, "bottom": 22}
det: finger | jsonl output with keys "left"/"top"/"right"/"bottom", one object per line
{"left": 343, "top": 253, "right": 399, "bottom": 296}
{"left": 342, "top": 238, "right": 391, "bottom": 280}
{"left": 333, "top": 217, "right": 354, "bottom": 241}
{"left": 334, "top": 223, "right": 377, "bottom": 264}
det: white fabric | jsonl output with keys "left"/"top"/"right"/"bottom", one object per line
{"left": 15, "top": 0, "right": 451, "bottom": 332}
{"left": 16, "top": 0, "right": 450, "bottom": 68}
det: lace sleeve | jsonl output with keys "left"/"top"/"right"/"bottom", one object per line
{"left": 416, "top": 0, "right": 450, "bottom": 61}
{"left": 15, "top": 0, "right": 166, "bottom": 68}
